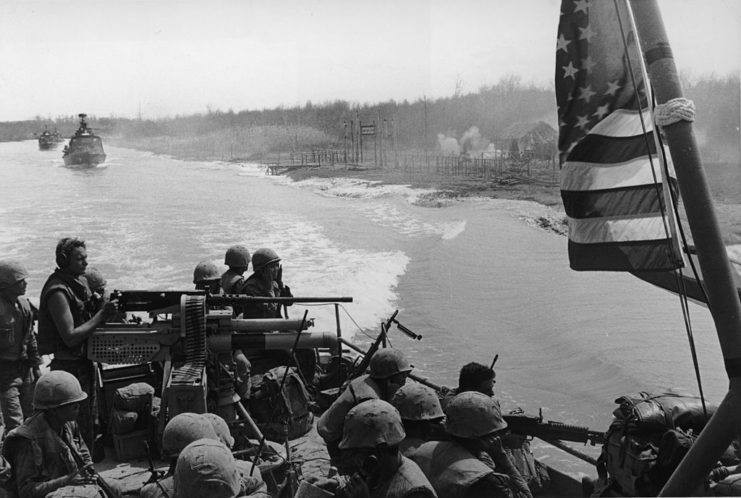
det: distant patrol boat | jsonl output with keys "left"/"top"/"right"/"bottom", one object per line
{"left": 37, "top": 128, "right": 57, "bottom": 150}
{"left": 62, "top": 113, "right": 106, "bottom": 166}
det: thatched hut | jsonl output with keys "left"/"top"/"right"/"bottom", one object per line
{"left": 498, "top": 121, "right": 557, "bottom": 160}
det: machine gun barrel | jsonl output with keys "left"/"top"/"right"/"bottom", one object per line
{"left": 111, "top": 290, "right": 352, "bottom": 313}
{"left": 503, "top": 413, "right": 606, "bottom": 446}
{"left": 230, "top": 318, "right": 313, "bottom": 332}
{"left": 213, "top": 294, "right": 353, "bottom": 304}
{"left": 207, "top": 331, "right": 338, "bottom": 353}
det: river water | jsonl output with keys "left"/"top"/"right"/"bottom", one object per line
{"left": 2, "top": 139, "right": 739, "bottom": 474}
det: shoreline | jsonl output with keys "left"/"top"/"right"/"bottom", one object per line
{"left": 281, "top": 163, "right": 569, "bottom": 236}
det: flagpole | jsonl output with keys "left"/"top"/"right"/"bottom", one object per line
{"left": 628, "top": 1, "right": 741, "bottom": 495}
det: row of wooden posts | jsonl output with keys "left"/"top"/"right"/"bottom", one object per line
{"left": 265, "top": 149, "right": 559, "bottom": 185}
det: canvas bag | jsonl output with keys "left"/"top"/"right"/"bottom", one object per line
{"left": 249, "top": 366, "right": 314, "bottom": 441}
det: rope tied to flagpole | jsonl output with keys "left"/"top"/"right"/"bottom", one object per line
{"left": 654, "top": 97, "right": 696, "bottom": 126}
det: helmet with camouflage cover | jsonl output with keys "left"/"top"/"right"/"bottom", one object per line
{"left": 369, "top": 349, "right": 412, "bottom": 380}
{"left": 444, "top": 391, "right": 507, "bottom": 438}
{"left": 193, "top": 261, "right": 220, "bottom": 284}
{"left": 251, "top": 248, "right": 280, "bottom": 271}
{"left": 33, "top": 371, "right": 88, "bottom": 410}
{"left": 84, "top": 267, "right": 107, "bottom": 292}
{"left": 202, "top": 412, "right": 235, "bottom": 449}
{"left": 390, "top": 382, "right": 444, "bottom": 421}
{"left": 224, "top": 245, "right": 251, "bottom": 269}
{"left": 0, "top": 260, "right": 28, "bottom": 289}
{"left": 174, "top": 438, "right": 241, "bottom": 498}
{"left": 339, "top": 399, "right": 406, "bottom": 449}
{"left": 162, "top": 413, "right": 218, "bottom": 458}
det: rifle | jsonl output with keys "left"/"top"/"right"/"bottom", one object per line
{"left": 62, "top": 438, "right": 118, "bottom": 498}
{"left": 503, "top": 409, "right": 606, "bottom": 446}
{"left": 349, "top": 310, "right": 397, "bottom": 379}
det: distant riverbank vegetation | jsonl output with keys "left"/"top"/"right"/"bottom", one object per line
{"left": 4, "top": 74, "right": 740, "bottom": 163}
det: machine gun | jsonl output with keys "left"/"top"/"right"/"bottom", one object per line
{"left": 504, "top": 409, "right": 606, "bottom": 446}
{"left": 91, "top": 290, "right": 353, "bottom": 445}
{"left": 91, "top": 290, "right": 353, "bottom": 366}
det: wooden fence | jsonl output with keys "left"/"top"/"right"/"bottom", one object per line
{"left": 265, "top": 149, "right": 559, "bottom": 185}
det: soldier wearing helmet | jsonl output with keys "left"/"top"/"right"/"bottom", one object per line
{"left": 2, "top": 371, "right": 119, "bottom": 497}
{"left": 221, "top": 245, "right": 251, "bottom": 296}
{"left": 142, "top": 412, "right": 219, "bottom": 498}
{"left": 0, "top": 260, "right": 42, "bottom": 434}
{"left": 141, "top": 413, "right": 268, "bottom": 498}
{"left": 237, "top": 247, "right": 293, "bottom": 319}
{"left": 193, "top": 259, "right": 252, "bottom": 407}
{"left": 411, "top": 391, "right": 531, "bottom": 498}
{"left": 310, "top": 399, "right": 436, "bottom": 498}
{"left": 83, "top": 266, "right": 108, "bottom": 316}
{"left": 235, "top": 247, "right": 313, "bottom": 384}
{"left": 193, "top": 260, "right": 222, "bottom": 294}
{"left": 174, "top": 439, "right": 242, "bottom": 498}
{"left": 318, "top": 348, "right": 413, "bottom": 464}
{"left": 390, "top": 383, "right": 446, "bottom": 457}
{"left": 38, "top": 238, "right": 119, "bottom": 451}
{"left": 200, "top": 412, "right": 269, "bottom": 497}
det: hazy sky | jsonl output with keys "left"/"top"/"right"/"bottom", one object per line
{"left": 1, "top": 0, "right": 739, "bottom": 121}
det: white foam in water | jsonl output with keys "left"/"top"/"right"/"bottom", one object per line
{"left": 231, "top": 163, "right": 469, "bottom": 241}
{"left": 230, "top": 216, "right": 410, "bottom": 335}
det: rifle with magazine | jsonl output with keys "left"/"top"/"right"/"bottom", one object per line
{"left": 504, "top": 408, "right": 606, "bottom": 446}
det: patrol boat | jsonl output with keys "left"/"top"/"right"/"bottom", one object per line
{"left": 37, "top": 127, "right": 59, "bottom": 150}
{"left": 62, "top": 113, "right": 106, "bottom": 167}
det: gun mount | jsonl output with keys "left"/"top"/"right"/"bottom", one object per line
{"left": 90, "top": 291, "right": 353, "bottom": 365}
{"left": 92, "top": 291, "right": 354, "bottom": 454}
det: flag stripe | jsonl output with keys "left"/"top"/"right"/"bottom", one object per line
{"left": 562, "top": 182, "right": 676, "bottom": 219}
{"left": 589, "top": 108, "right": 654, "bottom": 137}
{"left": 567, "top": 213, "right": 672, "bottom": 244}
{"left": 562, "top": 156, "right": 665, "bottom": 191}
{"left": 568, "top": 239, "right": 678, "bottom": 271}
{"left": 567, "top": 133, "right": 656, "bottom": 163}
{"left": 556, "top": 0, "right": 680, "bottom": 271}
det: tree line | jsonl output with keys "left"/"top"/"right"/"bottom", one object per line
{"left": 4, "top": 74, "right": 740, "bottom": 162}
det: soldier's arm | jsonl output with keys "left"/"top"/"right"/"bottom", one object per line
{"left": 47, "top": 291, "right": 106, "bottom": 347}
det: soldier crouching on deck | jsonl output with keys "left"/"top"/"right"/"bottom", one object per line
{"left": 37, "top": 237, "right": 118, "bottom": 452}
{"left": 2, "top": 371, "right": 122, "bottom": 498}
{"left": 0, "top": 260, "right": 42, "bottom": 435}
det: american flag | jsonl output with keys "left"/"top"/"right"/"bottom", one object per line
{"left": 556, "top": 0, "right": 681, "bottom": 271}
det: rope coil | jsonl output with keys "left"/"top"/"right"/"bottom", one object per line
{"left": 654, "top": 98, "right": 696, "bottom": 126}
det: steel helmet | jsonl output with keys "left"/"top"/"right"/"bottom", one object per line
{"left": 444, "top": 391, "right": 508, "bottom": 438}
{"left": 369, "top": 349, "right": 413, "bottom": 380}
{"left": 251, "top": 248, "right": 280, "bottom": 271}
{"left": 0, "top": 260, "right": 28, "bottom": 289}
{"left": 174, "top": 439, "right": 241, "bottom": 498}
{"left": 339, "top": 399, "right": 406, "bottom": 450}
{"left": 390, "top": 382, "right": 444, "bottom": 421}
{"left": 224, "top": 245, "right": 251, "bottom": 269}
{"left": 193, "top": 261, "right": 220, "bottom": 284}
{"left": 33, "top": 371, "right": 88, "bottom": 410}
{"left": 83, "top": 267, "right": 107, "bottom": 291}
{"left": 202, "top": 412, "right": 235, "bottom": 449}
{"left": 162, "top": 413, "right": 219, "bottom": 458}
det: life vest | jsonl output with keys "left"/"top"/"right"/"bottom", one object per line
{"left": 412, "top": 440, "right": 498, "bottom": 498}
{"left": 38, "top": 271, "right": 91, "bottom": 357}
{"left": 239, "top": 274, "right": 282, "bottom": 319}
{"left": 2, "top": 412, "right": 87, "bottom": 496}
